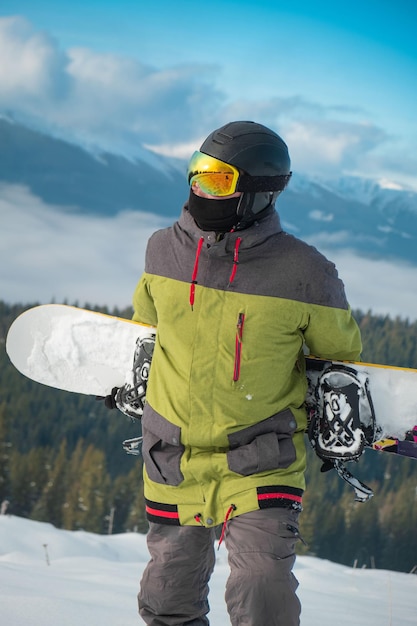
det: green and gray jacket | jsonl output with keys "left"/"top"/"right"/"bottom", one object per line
{"left": 132, "top": 206, "right": 362, "bottom": 527}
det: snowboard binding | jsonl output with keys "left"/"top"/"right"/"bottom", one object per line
{"left": 115, "top": 332, "right": 155, "bottom": 421}
{"left": 307, "top": 363, "right": 379, "bottom": 502}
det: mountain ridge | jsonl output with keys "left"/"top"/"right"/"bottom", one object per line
{"left": 2, "top": 116, "right": 417, "bottom": 265}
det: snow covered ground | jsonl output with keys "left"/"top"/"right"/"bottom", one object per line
{"left": 0, "top": 515, "right": 415, "bottom": 625}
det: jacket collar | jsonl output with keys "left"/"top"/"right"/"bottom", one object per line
{"left": 178, "top": 203, "right": 283, "bottom": 251}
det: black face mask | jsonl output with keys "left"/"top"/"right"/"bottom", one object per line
{"left": 187, "top": 190, "right": 240, "bottom": 232}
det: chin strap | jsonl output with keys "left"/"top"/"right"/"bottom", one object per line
{"left": 233, "top": 193, "right": 275, "bottom": 231}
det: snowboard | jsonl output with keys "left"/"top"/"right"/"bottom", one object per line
{"left": 6, "top": 304, "right": 417, "bottom": 472}
{"left": 5, "top": 304, "right": 156, "bottom": 397}
{"left": 305, "top": 356, "right": 417, "bottom": 461}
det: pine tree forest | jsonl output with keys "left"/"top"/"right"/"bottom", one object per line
{"left": 1, "top": 301, "right": 416, "bottom": 573}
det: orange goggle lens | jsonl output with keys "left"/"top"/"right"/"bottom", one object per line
{"left": 187, "top": 151, "right": 240, "bottom": 196}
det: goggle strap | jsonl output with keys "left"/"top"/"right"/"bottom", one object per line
{"left": 237, "top": 173, "right": 292, "bottom": 193}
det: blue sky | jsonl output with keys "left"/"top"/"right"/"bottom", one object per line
{"left": 1, "top": 0, "right": 417, "bottom": 188}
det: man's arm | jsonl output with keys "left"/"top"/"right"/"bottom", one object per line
{"left": 303, "top": 304, "right": 362, "bottom": 362}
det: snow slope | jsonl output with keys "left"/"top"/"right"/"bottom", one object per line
{"left": 0, "top": 515, "right": 415, "bottom": 625}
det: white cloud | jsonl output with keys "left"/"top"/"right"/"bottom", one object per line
{"left": 309, "top": 243, "right": 417, "bottom": 321}
{"left": 206, "top": 96, "right": 400, "bottom": 186}
{"left": 0, "top": 16, "right": 69, "bottom": 102}
{"left": 0, "top": 16, "right": 223, "bottom": 152}
{"left": 1, "top": 183, "right": 416, "bottom": 321}
{"left": 0, "top": 16, "right": 415, "bottom": 191}
{"left": 284, "top": 119, "right": 387, "bottom": 176}
{"left": 0, "top": 184, "right": 171, "bottom": 307}
{"left": 144, "top": 140, "right": 203, "bottom": 160}
{"left": 309, "top": 210, "right": 334, "bottom": 222}
{"left": 62, "top": 47, "right": 222, "bottom": 141}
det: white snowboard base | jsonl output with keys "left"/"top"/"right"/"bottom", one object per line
{"left": 6, "top": 304, "right": 155, "bottom": 396}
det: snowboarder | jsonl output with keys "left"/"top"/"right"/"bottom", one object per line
{"left": 105, "top": 121, "right": 362, "bottom": 625}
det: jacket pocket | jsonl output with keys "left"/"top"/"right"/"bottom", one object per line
{"left": 141, "top": 405, "right": 185, "bottom": 486}
{"left": 227, "top": 409, "right": 297, "bottom": 476}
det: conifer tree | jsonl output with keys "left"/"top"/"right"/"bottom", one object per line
{"left": 124, "top": 474, "right": 148, "bottom": 534}
{"left": 107, "top": 467, "right": 138, "bottom": 534}
{"left": 380, "top": 481, "right": 417, "bottom": 572}
{"left": 31, "top": 439, "right": 68, "bottom": 527}
{"left": 62, "top": 439, "right": 85, "bottom": 530}
{"left": 9, "top": 447, "right": 50, "bottom": 517}
{"left": 63, "top": 443, "right": 110, "bottom": 533}
{"left": 345, "top": 497, "right": 381, "bottom": 568}
{"left": 0, "top": 403, "right": 11, "bottom": 505}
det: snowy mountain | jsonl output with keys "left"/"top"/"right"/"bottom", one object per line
{"left": 0, "top": 117, "right": 188, "bottom": 216}
{"left": 0, "top": 118, "right": 417, "bottom": 265}
{"left": 0, "top": 514, "right": 415, "bottom": 626}
{"left": 2, "top": 116, "right": 416, "bottom": 268}
{"left": 279, "top": 174, "right": 417, "bottom": 266}
{"left": 2, "top": 112, "right": 417, "bottom": 316}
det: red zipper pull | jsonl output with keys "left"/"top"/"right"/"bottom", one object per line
{"left": 233, "top": 313, "right": 245, "bottom": 381}
{"left": 218, "top": 504, "right": 237, "bottom": 548}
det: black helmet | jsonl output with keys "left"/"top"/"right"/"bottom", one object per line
{"left": 200, "top": 120, "right": 291, "bottom": 179}
{"left": 197, "top": 121, "right": 291, "bottom": 229}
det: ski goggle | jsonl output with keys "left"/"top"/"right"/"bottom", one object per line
{"left": 187, "top": 151, "right": 241, "bottom": 197}
{"left": 187, "top": 150, "right": 293, "bottom": 197}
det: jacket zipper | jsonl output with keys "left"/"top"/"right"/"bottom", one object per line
{"left": 233, "top": 313, "right": 245, "bottom": 381}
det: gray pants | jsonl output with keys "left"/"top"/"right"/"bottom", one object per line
{"left": 138, "top": 508, "right": 301, "bottom": 626}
